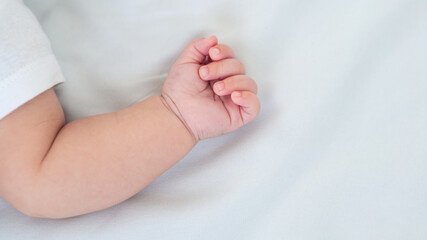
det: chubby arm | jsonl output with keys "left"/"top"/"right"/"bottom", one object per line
{"left": 0, "top": 36, "right": 259, "bottom": 219}
{"left": 0, "top": 89, "right": 196, "bottom": 218}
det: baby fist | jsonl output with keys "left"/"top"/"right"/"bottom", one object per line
{"left": 161, "top": 36, "right": 260, "bottom": 141}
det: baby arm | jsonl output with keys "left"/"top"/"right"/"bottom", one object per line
{"left": 0, "top": 90, "right": 196, "bottom": 218}
{"left": 0, "top": 36, "right": 259, "bottom": 218}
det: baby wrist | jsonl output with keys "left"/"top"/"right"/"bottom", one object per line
{"left": 158, "top": 94, "right": 199, "bottom": 143}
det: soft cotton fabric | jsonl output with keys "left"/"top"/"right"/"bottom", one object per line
{"left": 0, "top": 0, "right": 64, "bottom": 120}
{"left": 0, "top": 0, "right": 426, "bottom": 239}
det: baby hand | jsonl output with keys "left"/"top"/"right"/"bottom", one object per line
{"left": 161, "top": 36, "right": 260, "bottom": 141}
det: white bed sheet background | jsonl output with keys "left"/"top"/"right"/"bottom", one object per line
{"left": 1, "top": 0, "right": 426, "bottom": 239}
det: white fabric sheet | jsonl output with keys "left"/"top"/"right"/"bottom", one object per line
{"left": 1, "top": 0, "right": 426, "bottom": 239}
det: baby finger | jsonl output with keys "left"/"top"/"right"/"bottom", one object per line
{"left": 213, "top": 75, "right": 258, "bottom": 96}
{"left": 209, "top": 44, "right": 235, "bottom": 61}
{"left": 231, "top": 91, "right": 260, "bottom": 125}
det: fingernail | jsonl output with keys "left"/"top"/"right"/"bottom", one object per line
{"left": 211, "top": 47, "right": 220, "bottom": 55}
{"left": 215, "top": 82, "right": 225, "bottom": 91}
{"left": 200, "top": 66, "right": 209, "bottom": 78}
{"left": 233, "top": 91, "right": 242, "bottom": 97}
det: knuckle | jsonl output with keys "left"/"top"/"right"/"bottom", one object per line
{"left": 221, "top": 44, "right": 230, "bottom": 50}
{"left": 221, "top": 44, "right": 234, "bottom": 56}
{"left": 239, "top": 75, "right": 257, "bottom": 93}
{"left": 233, "top": 59, "right": 245, "bottom": 73}
{"left": 251, "top": 78, "right": 258, "bottom": 93}
{"left": 240, "top": 62, "right": 246, "bottom": 73}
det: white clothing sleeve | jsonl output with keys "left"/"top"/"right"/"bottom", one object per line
{"left": 0, "top": 0, "right": 65, "bottom": 119}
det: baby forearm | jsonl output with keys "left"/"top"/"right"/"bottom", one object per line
{"left": 25, "top": 95, "right": 195, "bottom": 218}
